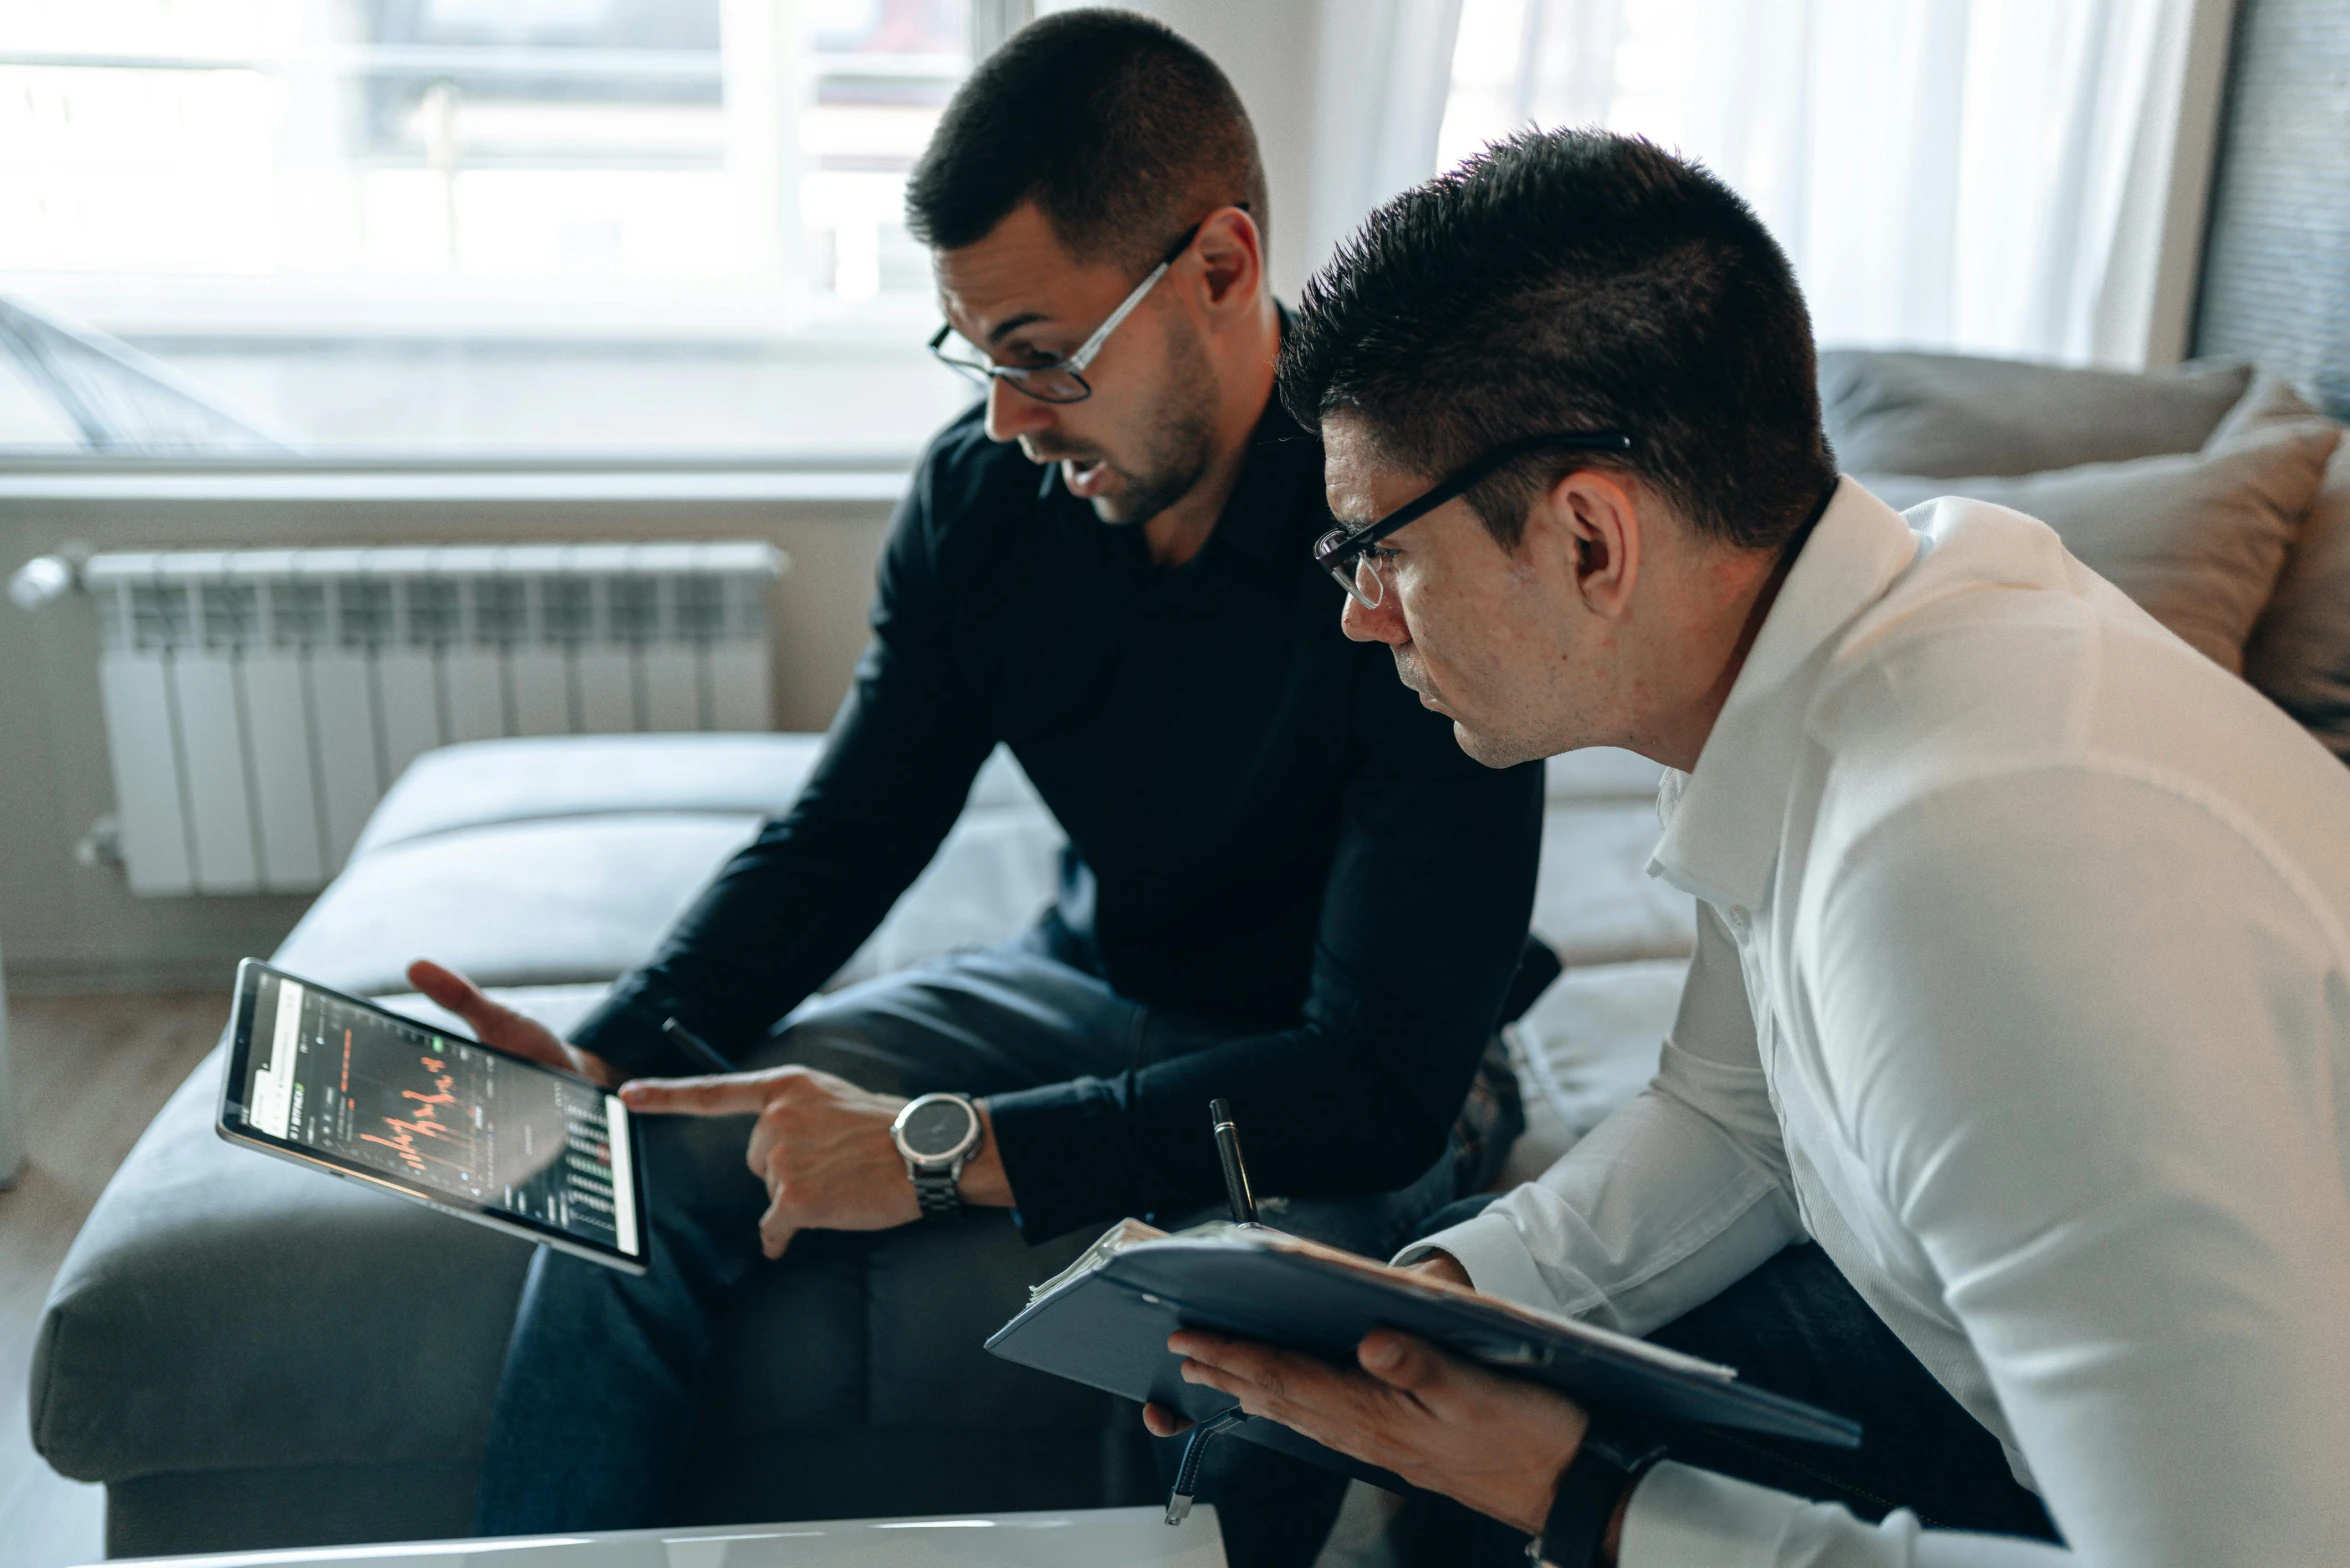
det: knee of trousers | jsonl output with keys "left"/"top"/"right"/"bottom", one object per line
{"left": 754, "top": 1009, "right": 926, "bottom": 1096}
{"left": 630, "top": 1101, "right": 770, "bottom": 1241}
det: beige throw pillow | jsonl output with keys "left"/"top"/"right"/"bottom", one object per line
{"left": 1860, "top": 412, "right": 2340, "bottom": 673}
{"left": 2227, "top": 378, "right": 2350, "bottom": 760}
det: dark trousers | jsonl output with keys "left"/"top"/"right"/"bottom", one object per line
{"left": 471, "top": 937, "right": 1471, "bottom": 1568}
{"left": 1395, "top": 1197, "right": 2060, "bottom": 1563}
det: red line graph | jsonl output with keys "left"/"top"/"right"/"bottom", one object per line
{"left": 357, "top": 1054, "right": 479, "bottom": 1179}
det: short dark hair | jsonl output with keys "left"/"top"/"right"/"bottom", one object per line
{"left": 905, "top": 9, "right": 1269, "bottom": 270}
{"left": 1278, "top": 129, "right": 1835, "bottom": 553}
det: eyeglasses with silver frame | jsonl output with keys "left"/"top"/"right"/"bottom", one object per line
{"left": 1312, "top": 429, "right": 1637, "bottom": 609}
{"left": 927, "top": 221, "right": 1210, "bottom": 406}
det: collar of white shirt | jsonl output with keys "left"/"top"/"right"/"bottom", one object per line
{"left": 1648, "top": 479, "right": 1924, "bottom": 915}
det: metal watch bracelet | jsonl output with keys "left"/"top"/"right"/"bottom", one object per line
{"left": 911, "top": 1163, "right": 964, "bottom": 1218}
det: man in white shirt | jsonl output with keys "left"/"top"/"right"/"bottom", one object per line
{"left": 1152, "top": 128, "right": 2350, "bottom": 1566}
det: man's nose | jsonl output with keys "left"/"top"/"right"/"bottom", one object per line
{"left": 1340, "top": 590, "right": 1408, "bottom": 646}
{"left": 984, "top": 376, "right": 1056, "bottom": 444}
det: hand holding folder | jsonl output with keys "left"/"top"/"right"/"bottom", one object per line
{"left": 985, "top": 1104, "right": 1858, "bottom": 1525}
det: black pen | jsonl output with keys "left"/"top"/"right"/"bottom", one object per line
{"left": 1209, "top": 1097, "right": 1258, "bottom": 1226}
{"left": 661, "top": 1017, "right": 735, "bottom": 1075}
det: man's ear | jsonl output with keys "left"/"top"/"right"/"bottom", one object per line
{"left": 1534, "top": 469, "right": 1641, "bottom": 619}
{"left": 1192, "top": 205, "right": 1263, "bottom": 316}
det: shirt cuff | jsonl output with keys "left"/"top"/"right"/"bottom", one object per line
{"left": 981, "top": 1078, "right": 1132, "bottom": 1243}
{"left": 569, "top": 976, "right": 707, "bottom": 1082}
{"left": 1393, "top": 1208, "right": 1555, "bottom": 1309}
{"left": 1617, "top": 1462, "right": 1801, "bottom": 1568}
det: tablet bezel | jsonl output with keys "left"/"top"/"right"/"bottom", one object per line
{"left": 217, "top": 957, "right": 650, "bottom": 1275}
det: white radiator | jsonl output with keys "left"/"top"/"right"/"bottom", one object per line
{"left": 84, "top": 542, "right": 787, "bottom": 896}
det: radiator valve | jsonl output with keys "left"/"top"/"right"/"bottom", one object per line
{"left": 9, "top": 544, "right": 89, "bottom": 610}
{"left": 77, "top": 814, "right": 123, "bottom": 871}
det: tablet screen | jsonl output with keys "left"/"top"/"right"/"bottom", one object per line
{"left": 224, "top": 961, "right": 642, "bottom": 1267}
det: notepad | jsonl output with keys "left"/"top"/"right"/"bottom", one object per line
{"left": 987, "top": 1219, "right": 1858, "bottom": 1486}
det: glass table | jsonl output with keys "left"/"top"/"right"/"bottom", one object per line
{"left": 89, "top": 1506, "right": 1226, "bottom": 1568}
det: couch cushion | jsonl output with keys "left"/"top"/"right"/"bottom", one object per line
{"left": 2229, "top": 379, "right": 2350, "bottom": 761}
{"left": 286, "top": 736, "right": 1068, "bottom": 1003}
{"left": 1532, "top": 752, "right": 1689, "bottom": 972}
{"left": 1534, "top": 800, "right": 1695, "bottom": 968}
{"left": 1821, "top": 350, "right": 2251, "bottom": 478}
{"left": 359, "top": 735, "right": 1044, "bottom": 855}
{"left": 1861, "top": 413, "right": 2341, "bottom": 673}
{"left": 1500, "top": 956, "right": 1690, "bottom": 1186}
{"left": 369, "top": 983, "right": 614, "bottom": 1040}
{"left": 822, "top": 803, "right": 1065, "bottom": 992}
{"left": 355, "top": 734, "right": 826, "bottom": 856}
{"left": 279, "top": 813, "right": 768, "bottom": 995}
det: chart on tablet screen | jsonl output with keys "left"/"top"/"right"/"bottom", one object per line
{"left": 245, "top": 973, "right": 630, "bottom": 1252}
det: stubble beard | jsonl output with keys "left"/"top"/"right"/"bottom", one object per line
{"left": 1054, "top": 320, "right": 1220, "bottom": 529}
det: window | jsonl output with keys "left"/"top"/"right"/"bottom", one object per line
{"left": 0, "top": 0, "right": 994, "bottom": 457}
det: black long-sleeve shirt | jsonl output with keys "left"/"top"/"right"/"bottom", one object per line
{"left": 573, "top": 396, "right": 1545, "bottom": 1242}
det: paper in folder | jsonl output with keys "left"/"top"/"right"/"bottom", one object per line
{"left": 987, "top": 1219, "right": 1860, "bottom": 1484}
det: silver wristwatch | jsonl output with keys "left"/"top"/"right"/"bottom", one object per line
{"left": 889, "top": 1093, "right": 983, "bottom": 1219}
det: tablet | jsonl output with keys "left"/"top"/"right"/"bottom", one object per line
{"left": 218, "top": 958, "right": 648, "bottom": 1274}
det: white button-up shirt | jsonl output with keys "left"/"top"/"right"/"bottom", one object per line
{"left": 1410, "top": 481, "right": 2350, "bottom": 1566}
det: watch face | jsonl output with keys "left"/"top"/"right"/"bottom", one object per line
{"left": 898, "top": 1096, "right": 976, "bottom": 1160}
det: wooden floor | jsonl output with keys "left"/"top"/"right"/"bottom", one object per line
{"left": 0, "top": 994, "right": 225, "bottom": 1568}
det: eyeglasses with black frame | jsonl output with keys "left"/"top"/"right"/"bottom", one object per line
{"left": 927, "top": 221, "right": 1210, "bottom": 406}
{"left": 1312, "top": 430, "right": 1637, "bottom": 609}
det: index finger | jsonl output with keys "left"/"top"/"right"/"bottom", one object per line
{"left": 619, "top": 1073, "right": 781, "bottom": 1116}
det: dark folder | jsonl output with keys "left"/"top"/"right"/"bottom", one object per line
{"left": 987, "top": 1221, "right": 1859, "bottom": 1486}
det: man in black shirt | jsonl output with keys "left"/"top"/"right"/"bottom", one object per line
{"left": 408, "top": 13, "right": 1544, "bottom": 1565}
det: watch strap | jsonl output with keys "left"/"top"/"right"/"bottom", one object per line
{"left": 1533, "top": 1419, "right": 1667, "bottom": 1568}
{"left": 911, "top": 1162, "right": 964, "bottom": 1219}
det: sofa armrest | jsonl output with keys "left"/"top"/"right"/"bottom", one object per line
{"left": 31, "top": 1042, "right": 532, "bottom": 1483}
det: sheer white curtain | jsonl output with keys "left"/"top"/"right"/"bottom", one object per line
{"left": 1436, "top": 0, "right": 2223, "bottom": 367}
{"left": 1296, "top": 0, "right": 1469, "bottom": 297}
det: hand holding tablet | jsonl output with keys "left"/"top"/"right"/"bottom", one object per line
{"left": 405, "top": 957, "right": 618, "bottom": 1087}
{"left": 218, "top": 959, "right": 650, "bottom": 1274}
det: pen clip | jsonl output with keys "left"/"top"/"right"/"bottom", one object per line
{"left": 660, "top": 1017, "right": 733, "bottom": 1075}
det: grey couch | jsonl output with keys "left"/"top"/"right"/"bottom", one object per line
{"left": 32, "top": 351, "right": 2350, "bottom": 1557}
{"left": 29, "top": 726, "right": 1681, "bottom": 1556}
{"left": 29, "top": 736, "right": 1155, "bottom": 1553}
